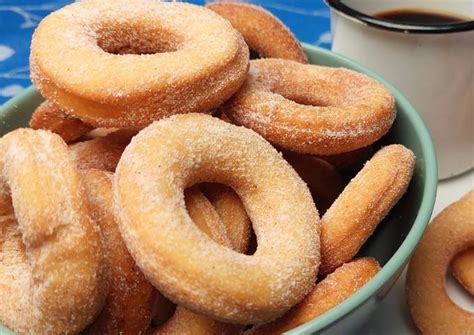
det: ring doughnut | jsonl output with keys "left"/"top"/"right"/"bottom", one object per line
{"left": 200, "top": 183, "right": 251, "bottom": 253}
{"left": 152, "top": 186, "right": 245, "bottom": 335}
{"left": 114, "top": 113, "right": 320, "bottom": 324}
{"left": 247, "top": 257, "right": 381, "bottom": 334}
{"left": 29, "top": 100, "right": 93, "bottom": 142}
{"left": 30, "top": 0, "right": 249, "bottom": 128}
{"left": 206, "top": 2, "right": 308, "bottom": 63}
{"left": 81, "top": 169, "right": 156, "bottom": 334}
{"left": 224, "top": 59, "right": 396, "bottom": 155}
{"left": 284, "top": 153, "right": 346, "bottom": 215}
{"left": 407, "top": 190, "right": 474, "bottom": 334}
{"left": 452, "top": 247, "right": 474, "bottom": 295}
{"left": 0, "top": 129, "right": 106, "bottom": 334}
{"left": 320, "top": 144, "right": 415, "bottom": 275}
{"left": 69, "top": 129, "right": 135, "bottom": 172}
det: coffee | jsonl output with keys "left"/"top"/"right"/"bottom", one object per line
{"left": 375, "top": 9, "right": 467, "bottom": 25}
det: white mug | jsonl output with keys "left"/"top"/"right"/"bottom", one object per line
{"left": 326, "top": 0, "right": 474, "bottom": 180}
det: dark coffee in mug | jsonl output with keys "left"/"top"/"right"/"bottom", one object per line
{"left": 375, "top": 9, "right": 467, "bottom": 24}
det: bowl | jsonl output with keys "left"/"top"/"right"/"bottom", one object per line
{"left": 0, "top": 44, "right": 437, "bottom": 335}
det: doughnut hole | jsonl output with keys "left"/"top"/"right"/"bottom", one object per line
{"left": 96, "top": 21, "right": 182, "bottom": 55}
{"left": 446, "top": 253, "right": 474, "bottom": 312}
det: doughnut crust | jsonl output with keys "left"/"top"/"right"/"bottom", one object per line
{"left": 29, "top": 100, "right": 93, "bottom": 143}
{"left": 452, "top": 247, "right": 474, "bottom": 295}
{"left": 114, "top": 113, "right": 320, "bottom": 324}
{"left": 320, "top": 145, "right": 415, "bottom": 275}
{"left": 30, "top": 0, "right": 249, "bottom": 128}
{"left": 247, "top": 258, "right": 380, "bottom": 334}
{"left": 407, "top": 190, "right": 474, "bottom": 335}
{"left": 224, "top": 59, "right": 396, "bottom": 155}
{"left": 206, "top": 2, "right": 308, "bottom": 63}
{"left": 0, "top": 129, "right": 106, "bottom": 334}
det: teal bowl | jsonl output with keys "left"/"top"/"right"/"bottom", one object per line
{"left": 0, "top": 44, "right": 437, "bottom": 334}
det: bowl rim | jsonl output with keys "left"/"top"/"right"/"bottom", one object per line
{"left": 0, "top": 44, "right": 437, "bottom": 335}
{"left": 285, "top": 44, "right": 438, "bottom": 334}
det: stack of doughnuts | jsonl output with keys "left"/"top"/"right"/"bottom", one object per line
{"left": 0, "top": 1, "right": 426, "bottom": 334}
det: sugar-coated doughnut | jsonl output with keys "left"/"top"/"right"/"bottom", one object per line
{"left": 81, "top": 169, "right": 156, "bottom": 334}
{"left": 407, "top": 190, "right": 474, "bottom": 334}
{"left": 284, "top": 153, "right": 346, "bottom": 215}
{"left": 224, "top": 59, "right": 396, "bottom": 155}
{"left": 114, "top": 113, "right": 320, "bottom": 324}
{"left": 200, "top": 183, "right": 251, "bottom": 253}
{"left": 0, "top": 129, "right": 106, "bottom": 334}
{"left": 206, "top": 2, "right": 308, "bottom": 63}
{"left": 30, "top": 0, "right": 249, "bottom": 128}
{"left": 320, "top": 145, "right": 415, "bottom": 275}
{"left": 69, "top": 129, "right": 135, "bottom": 172}
{"left": 247, "top": 258, "right": 381, "bottom": 334}
{"left": 29, "top": 100, "right": 92, "bottom": 142}
{"left": 452, "top": 247, "right": 474, "bottom": 295}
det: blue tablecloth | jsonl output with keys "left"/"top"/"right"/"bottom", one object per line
{"left": 0, "top": 0, "right": 331, "bottom": 105}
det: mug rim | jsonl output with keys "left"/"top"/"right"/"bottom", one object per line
{"left": 325, "top": 0, "right": 474, "bottom": 34}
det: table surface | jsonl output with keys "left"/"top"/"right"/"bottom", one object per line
{"left": 1, "top": 1, "right": 473, "bottom": 334}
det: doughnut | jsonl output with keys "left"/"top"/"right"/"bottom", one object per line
{"left": 284, "top": 153, "right": 346, "bottom": 214}
{"left": 206, "top": 2, "right": 308, "bottom": 63}
{"left": 30, "top": 0, "right": 249, "bottom": 128}
{"left": 224, "top": 59, "right": 396, "bottom": 155}
{"left": 452, "top": 247, "right": 474, "bottom": 295}
{"left": 0, "top": 129, "right": 106, "bottom": 334}
{"left": 200, "top": 183, "right": 251, "bottom": 253}
{"left": 320, "top": 145, "right": 415, "bottom": 275}
{"left": 29, "top": 100, "right": 93, "bottom": 142}
{"left": 81, "top": 169, "right": 156, "bottom": 334}
{"left": 152, "top": 186, "right": 244, "bottom": 335}
{"left": 69, "top": 129, "right": 136, "bottom": 172}
{"left": 318, "top": 145, "right": 375, "bottom": 178}
{"left": 114, "top": 113, "right": 320, "bottom": 324}
{"left": 247, "top": 257, "right": 381, "bottom": 334}
{"left": 407, "top": 190, "right": 474, "bottom": 334}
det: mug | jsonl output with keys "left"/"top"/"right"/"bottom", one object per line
{"left": 326, "top": 0, "right": 474, "bottom": 179}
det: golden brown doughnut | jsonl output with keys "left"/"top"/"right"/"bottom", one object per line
{"left": 206, "top": 2, "right": 308, "bottom": 63}
{"left": 69, "top": 129, "right": 135, "bottom": 172}
{"left": 0, "top": 129, "right": 106, "bottom": 334}
{"left": 284, "top": 153, "right": 346, "bottom": 215}
{"left": 452, "top": 247, "right": 474, "bottom": 295}
{"left": 114, "top": 113, "right": 320, "bottom": 324}
{"left": 320, "top": 145, "right": 415, "bottom": 275}
{"left": 29, "top": 100, "right": 93, "bottom": 142}
{"left": 81, "top": 169, "right": 156, "bottom": 334}
{"left": 200, "top": 183, "right": 251, "bottom": 253}
{"left": 247, "top": 257, "right": 381, "bottom": 334}
{"left": 407, "top": 190, "right": 474, "bottom": 334}
{"left": 30, "top": 0, "right": 249, "bottom": 128}
{"left": 224, "top": 59, "right": 396, "bottom": 155}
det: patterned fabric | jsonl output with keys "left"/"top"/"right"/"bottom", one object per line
{"left": 0, "top": 0, "right": 331, "bottom": 104}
